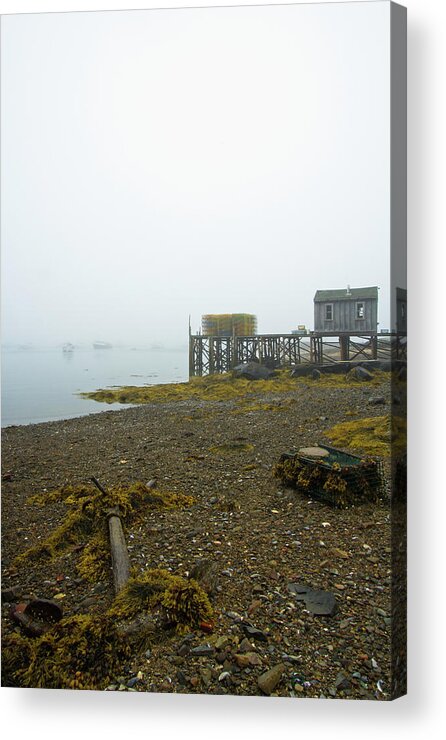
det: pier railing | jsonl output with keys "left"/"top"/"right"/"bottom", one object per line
{"left": 189, "top": 332, "right": 406, "bottom": 377}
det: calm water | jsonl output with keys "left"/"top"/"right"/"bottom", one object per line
{"left": 1, "top": 346, "right": 188, "bottom": 427}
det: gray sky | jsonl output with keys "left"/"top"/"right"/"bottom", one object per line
{"left": 1, "top": 1, "right": 391, "bottom": 347}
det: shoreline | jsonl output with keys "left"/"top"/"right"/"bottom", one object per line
{"left": 2, "top": 375, "right": 401, "bottom": 697}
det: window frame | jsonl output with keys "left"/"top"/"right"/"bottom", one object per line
{"left": 355, "top": 301, "right": 365, "bottom": 320}
{"left": 324, "top": 303, "right": 334, "bottom": 321}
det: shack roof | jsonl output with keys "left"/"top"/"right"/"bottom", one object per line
{"left": 314, "top": 286, "right": 378, "bottom": 302}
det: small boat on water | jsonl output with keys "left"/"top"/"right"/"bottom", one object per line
{"left": 62, "top": 343, "right": 75, "bottom": 352}
{"left": 93, "top": 341, "right": 112, "bottom": 349}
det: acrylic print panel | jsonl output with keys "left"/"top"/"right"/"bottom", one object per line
{"left": 1, "top": 1, "right": 407, "bottom": 699}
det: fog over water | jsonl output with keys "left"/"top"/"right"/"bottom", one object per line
{"left": 1, "top": 2, "right": 392, "bottom": 352}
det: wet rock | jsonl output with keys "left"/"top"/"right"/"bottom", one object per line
{"left": 348, "top": 366, "right": 374, "bottom": 382}
{"left": 233, "top": 362, "right": 276, "bottom": 381}
{"left": 257, "top": 663, "right": 285, "bottom": 695}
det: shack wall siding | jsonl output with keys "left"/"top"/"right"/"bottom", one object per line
{"left": 314, "top": 299, "right": 377, "bottom": 332}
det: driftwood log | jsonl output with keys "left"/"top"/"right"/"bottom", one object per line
{"left": 90, "top": 477, "right": 130, "bottom": 594}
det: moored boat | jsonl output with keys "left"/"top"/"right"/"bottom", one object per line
{"left": 93, "top": 341, "right": 112, "bottom": 349}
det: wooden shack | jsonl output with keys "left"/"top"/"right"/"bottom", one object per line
{"left": 314, "top": 286, "right": 378, "bottom": 333}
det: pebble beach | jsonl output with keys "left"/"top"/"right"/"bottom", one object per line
{"left": 1, "top": 372, "right": 405, "bottom": 698}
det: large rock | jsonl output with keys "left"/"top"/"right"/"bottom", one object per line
{"left": 233, "top": 362, "right": 276, "bottom": 381}
{"left": 290, "top": 365, "right": 314, "bottom": 378}
{"left": 347, "top": 366, "right": 374, "bottom": 382}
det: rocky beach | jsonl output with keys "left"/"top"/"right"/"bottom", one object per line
{"left": 1, "top": 370, "right": 405, "bottom": 699}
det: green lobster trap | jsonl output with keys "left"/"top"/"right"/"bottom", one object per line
{"left": 273, "top": 444, "right": 384, "bottom": 508}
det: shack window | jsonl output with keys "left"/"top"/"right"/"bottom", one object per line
{"left": 325, "top": 303, "right": 333, "bottom": 321}
{"left": 356, "top": 302, "right": 365, "bottom": 319}
{"left": 401, "top": 303, "right": 406, "bottom": 319}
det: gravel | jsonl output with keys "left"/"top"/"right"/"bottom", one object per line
{"left": 1, "top": 377, "right": 397, "bottom": 699}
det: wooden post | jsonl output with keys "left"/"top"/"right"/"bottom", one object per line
{"left": 90, "top": 478, "right": 130, "bottom": 595}
{"left": 189, "top": 334, "right": 195, "bottom": 378}
{"left": 339, "top": 335, "right": 349, "bottom": 361}
{"left": 209, "top": 337, "right": 214, "bottom": 375}
{"left": 231, "top": 328, "right": 237, "bottom": 369}
{"left": 106, "top": 507, "right": 130, "bottom": 594}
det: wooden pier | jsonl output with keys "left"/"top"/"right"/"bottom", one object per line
{"left": 188, "top": 332, "right": 406, "bottom": 377}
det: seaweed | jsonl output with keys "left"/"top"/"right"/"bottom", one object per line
{"left": 80, "top": 368, "right": 391, "bottom": 407}
{"left": 325, "top": 414, "right": 406, "bottom": 457}
{"left": 108, "top": 569, "right": 213, "bottom": 628}
{"left": 2, "top": 569, "right": 213, "bottom": 690}
{"left": 2, "top": 614, "right": 134, "bottom": 690}
{"left": 14, "top": 481, "right": 194, "bottom": 581}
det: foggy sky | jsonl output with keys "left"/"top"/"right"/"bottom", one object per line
{"left": 1, "top": 1, "right": 391, "bottom": 347}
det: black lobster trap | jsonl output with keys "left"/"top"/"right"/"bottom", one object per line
{"left": 273, "top": 444, "right": 384, "bottom": 508}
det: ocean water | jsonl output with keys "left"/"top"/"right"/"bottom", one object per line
{"left": 1, "top": 346, "right": 188, "bottom": 427}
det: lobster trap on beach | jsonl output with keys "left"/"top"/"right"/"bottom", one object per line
{"left": 274, "top": 444, "right": 384, "bottom": 508}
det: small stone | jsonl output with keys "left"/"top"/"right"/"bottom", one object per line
{"left": 215, "top": 636, "right": 230, "bottom": 650}
{"left": 335, "top": 672, "right": 351, "bottom": 691}
{"left": 239, "top": 637, "right": 255, "bottom": 653}
{"left": 247, "top": 652, "right": 262, "bottom": 667}
{"left": 248, "top": 599, "right": 262, "bottom": 615}
{"left": 200, "top": 668, "right": 212, "bottom": 686}
{"left": 241, "top": 624, "right": 268, "bottom": 642}
{"left": 368, "top": 396, "right": 386, "bottom": 405}
{"left": 257, "top": 663, "right": 285, "bottom": 695}
{"left": 190, "top": 643, "right": 215, "bottom": 657}
{"left": 176, "top": 670, "right": 188, "bottom": 686}
{"left": 234, "top": 654, "right": 250, "bottom": 669}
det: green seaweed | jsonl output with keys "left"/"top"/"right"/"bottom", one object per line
{"left": 325, "top": 415, "right": 406, "bottom": 457}
{"left": 15, "top": 481, "right": 194, "bottom": 580}
{"left": 80, "top": 369, "right": 391, "bottom": 407}
{"left": 3, "top": 570, "right": 212, "bottom": 690}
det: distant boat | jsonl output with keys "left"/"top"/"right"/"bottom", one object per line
{"left": 93, "top": 341, "right": 112, "bottom": 349}
{"left": 62, "top": 343, "right": 75, "bottom": 352}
